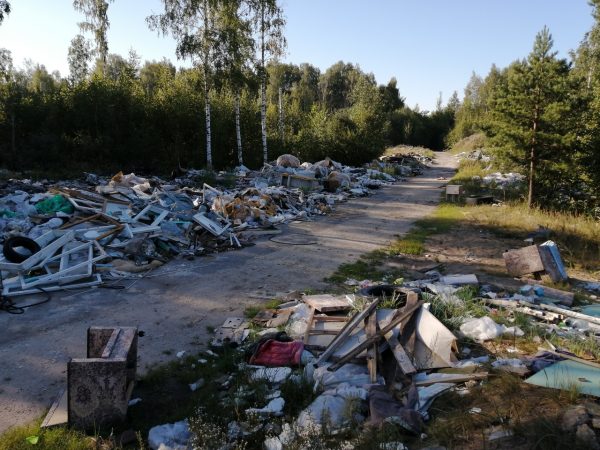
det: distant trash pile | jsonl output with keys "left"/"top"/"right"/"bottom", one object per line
{"left": 0, "top": 154, "right": 427, "bottom": 303}
{"left": 478, "top": 172, "right": 526, "bottom": 188}
{"left": 455, "top": 149, "right": 492, "bottom": 162}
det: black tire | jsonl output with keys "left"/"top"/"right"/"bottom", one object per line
{"left": 3, "top": 236, "right": 41, "bottom": 263}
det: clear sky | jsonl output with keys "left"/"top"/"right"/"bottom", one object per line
{"left": 0, "top": 1, "right": 595, "bottom": 111}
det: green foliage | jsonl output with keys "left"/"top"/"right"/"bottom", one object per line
{"left": 0, "top": 1, "right": 9, "bottom": 25}
{"left": 486, "top": 27, "right": 581, "bottom": 208}
{"left": 73, "top": 0, "right": 113, "bottom": 66}
{"left": 0, "top": 421, "right": 91, "bottom": 450}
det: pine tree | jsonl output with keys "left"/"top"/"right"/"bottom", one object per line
{"left": 486, "top": 27, "right": 578, "bottom": 208}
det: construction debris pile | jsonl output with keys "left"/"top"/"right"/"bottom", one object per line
{"left": 476, "top": 172, "right": 526, "bottom": 189}
{"left": 146, "top": 238, "right": 600, "bottom": 449}
{"left": 378, "top": 151, "right": 431, "bottom": 177}
{"left": 0, "top": 154, "right": 425, "bottom": 300}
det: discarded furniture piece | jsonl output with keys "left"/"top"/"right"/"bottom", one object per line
{"left": 538, "top": 240, "right": 568, "bottom": 282}
{"left": 303, "top": 294, "right": 352, "bottom": 313}
{"left": 304, "top": 314, "right": 350, "bottom": 351}
{"left": 445, "top": 185, "right": 463, "bottom": 202}
{"left": 68, "top": 326, "right": 138, "bottom": 430}
{"left": 503, "top": 245, "right": 545, "bottom": 277}
{"left": 503, "top": 240, "right": 568, "bottom": 282}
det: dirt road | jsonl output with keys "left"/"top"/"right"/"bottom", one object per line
{"left": 0, "top": 152, "right": 457, "bottom": 433}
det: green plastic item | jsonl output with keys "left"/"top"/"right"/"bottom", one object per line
{"left": 0, "top": 209, "right": 16, "bottom": 218}
{"left": 34, "top": 195, "right": 74, "bottom": 215}
{"left": 25, "top": 435, "right": 39, "bottom": 445}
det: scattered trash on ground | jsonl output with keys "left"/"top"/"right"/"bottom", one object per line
{"left": 0, "top": 154, "right": 424, "bottom": 311}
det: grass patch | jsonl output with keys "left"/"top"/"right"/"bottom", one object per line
{"left": 389, "top": 204, "right": 463, "bottom": 256}
{"left": 326, "top": 250, "right": 389, "bottom": 283}
{"left": 0, "top": 421, "right": 93, "bottom": 450}
{"left": 426, "top": 286, "right": 488, "bottom": 331}
{"left": 460, "top": 203, "right": 600, "bottom": 271}
{"left": 243, "top": 298, "right": 283, "bottom": 319}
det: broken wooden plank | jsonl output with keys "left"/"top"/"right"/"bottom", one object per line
{"left": 328, "top": 300, "right": 424, "bottom": 371}
{"left": 522, "top": 279, "right": 574, "bottom": 306}
{"left": 521, "top": 301, "right": 600, "bottom": 327}
{"left": 383, "top": 329, "right": 417, "bottom": 375}
{"left": 503, "top": 245, "right": 544, "bottom": 277}
{"left": 303, "top": 294, "right": 352, "bottom": 312}
{"left": 315, "top": 298, "right": 381, "bottom": 366}
{"left": 303, "top": 307, "right": 316, "bottom": 344}
{"left": 366, "top": 312, "right": 378, "bottom": 383}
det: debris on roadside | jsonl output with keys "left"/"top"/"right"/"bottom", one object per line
{"left": 0, "top": 154, "right": 427, "bottom": 305}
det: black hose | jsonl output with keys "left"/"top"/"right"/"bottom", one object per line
{"left": 0, "top": 287, "right": 51, "bottom": 314}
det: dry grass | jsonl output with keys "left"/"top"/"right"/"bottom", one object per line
{"left": 461, "top": 203, "right": 600, "bottom": 271}
{"left": 449, "top": 132, "right": 487, "bottom": 155}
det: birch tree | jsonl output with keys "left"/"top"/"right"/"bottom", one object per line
{"left": 68, "top": 35, "right": 92, "bottom": 85}
{"left": 249, "top": 0, "right": 285, "bottom": 165}
{"left": 148, "top": 0, "right": 220, "bottom": 170}
{"left": 73, "top": 0, "right": 113, "bottom": 68}
{"left": 215, "top": 0, "right": 253, "bottom": 167}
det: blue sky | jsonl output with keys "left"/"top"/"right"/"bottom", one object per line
{"left": 0, "top": 1, "right": 595, "bottom": 111}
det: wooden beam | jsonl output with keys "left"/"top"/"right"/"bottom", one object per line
{"left": 314, "top": 297, "right": 381, "bottom": 366}
{"left": 366, "top": 312, "right": 378, "bottom": 383}
{"left": 328, "top": 300, "right": 424, "bottom": 371}
{"left": 384, "top": 329, "right": 417, "bottom": 375}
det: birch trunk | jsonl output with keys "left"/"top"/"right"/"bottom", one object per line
{"left": 204, "top": 77, "right": 212, "bottom": 170}
{"left": 261, "top": 78, "right": 267, "bottom": 165}
{"left": 260, "top": 5, "right": 268, "bottom": 165}
{"left": 235, "top": 90, "right": 243, "bottom": 166}
{"left": 278, "top": 86, "right": 284, "bottom": 144}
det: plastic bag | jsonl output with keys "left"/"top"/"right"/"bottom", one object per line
{"left": 460, "top": 316, "right": 505, "bottom": 341}
{"left": 34, "top": 195, "right": 74, "bottom": 215}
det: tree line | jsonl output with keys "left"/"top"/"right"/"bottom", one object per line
{"left": 0, "top": 0, "right": 453, "bottom": 176}
{"left": 448, "top": 2, "right": 600, "bottom": 214}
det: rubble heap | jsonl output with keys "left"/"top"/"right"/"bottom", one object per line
{"left": 0, "top": 154, "right": 425, "bottom": 300}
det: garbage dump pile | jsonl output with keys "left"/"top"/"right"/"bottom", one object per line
{"left": 147, "top": 241, "right": 600, "bottom": 449}
{"left": 0, "top": 154, "right": 425, "bottom": 299}
{"left": 454, "top": 149, "right": 492, "bottom": 163}
{"left": 378, "top": 151, "right": 431, "bottom": 177}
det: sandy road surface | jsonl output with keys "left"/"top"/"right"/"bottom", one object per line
{"left": 0, "top": 152, "right": 456, "bottom": 433}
